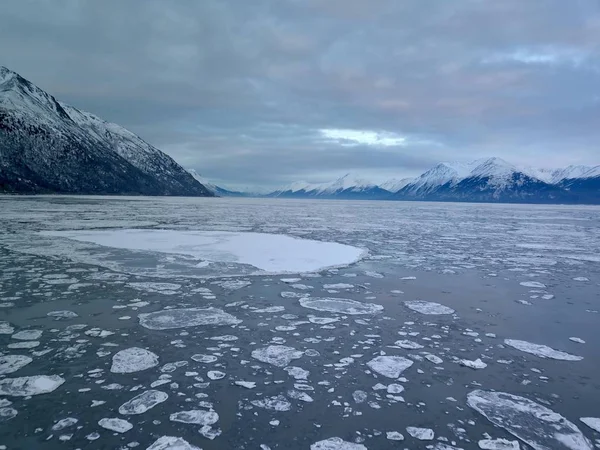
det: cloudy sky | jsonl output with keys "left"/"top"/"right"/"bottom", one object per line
{"left": 2, "top": 0, "right": 600, "bottom": 190}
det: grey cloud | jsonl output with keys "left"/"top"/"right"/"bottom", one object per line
{"left": 1, "top": 0, "right": 599, "bottom": 189}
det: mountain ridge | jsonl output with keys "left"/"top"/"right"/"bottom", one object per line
{"left": 0, "top": 66, "right": 213, "bottom": 196}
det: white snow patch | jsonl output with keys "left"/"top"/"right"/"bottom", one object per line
{"left": 404, "top": 300, "right": 455, "bottom": 315}
{"left": 111, "top": 347, "right": 159, "bottom": 373}
{"left": 468, "top": 389, "right": 593, "bottom": 450}
{"left": 580, "top": 417, "right": 600, "bottom": 433}
{"left": 367, "top": 356, "right": 413, "bottom": 378}
{"left": 42, "top": 229, "right": 365, "bottom": 273}
{"left": 139, "top": 307, "right": 241, "bottom": 330}
{"left": 504, "top": 339, "right": 583, "bottom": 361}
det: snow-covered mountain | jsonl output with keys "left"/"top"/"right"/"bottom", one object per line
{"left": 0, "top": 66, "right": 213, "bottom": 196}
{"left": 396, "top": 157, "right": 596, "bottom": 203}
{"left": 187, "top": 169, "right": 249, "bottom": 197}
{"left": 270, "top": 174, "right": 393, "bottom": 199}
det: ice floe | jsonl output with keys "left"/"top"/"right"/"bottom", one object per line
{"left": 111, "top": 347, "right": 159, "bottom": 373}
{"left": 98, "top": 418, "right": 133, "bottom": 433}
{"left": 404, "top": 300, "right": 455, "bottom": 315}
{"left": 0, "top": 355, "right": 32, "bottom": 375}
{"left": 323, "top": 283, "right": 354, "bottom": 289}
{"left": 0, "top": 322, "right": 15, "bottom": 334}
{"left": 0, "top": 375, "right": 65, "bottom": 396}
{"left": 478, "top": 438, "right": 520, "bottom": 450}
{"left": 46, "top": 310, "right": 78, "bottom": 319}
{"left": 520, "top": 281, "right": 546, "bottom": 288}
{"left": 251, "top": 395, "right": 291, "bottom": 411}
{"left": 468, "top": 389, "right": 593, "bottom": 450}
{"left": 367, "top": 356, "right": 413, "bottom": 378}
{"left": 459, "top": 358, "right": 487, "bottom": 370}
{"left": 580, "top": 417, "right": 600, "bottom": 433}
{"left": 42, "top": 229, "right": 365, "bottom": 273}
{"left": 251, "top": 345, "right": 304, "bottom": 367}
{"left": 504, "top": 339, "right": 583, "bottom": 361}
{"left": 11, "top": 329, "right": 42, "bottom": 340}
{"left": 394, "top": 340, "right": 424, "bottom": 349}
{"left": 52, "top": 417, "right": 78, "bottom": 430}
{"left": 170, "top": 410, "right": 219, "bottom": 426}
{"left": 300, "top": 297, "right": 383, "bottom": 315}
{"left": 386, "top": 431, "right": 404, "bottom": 441}
{"left": 118, "top": 390, "right": 168, "bottom": 415}
{"left": 406, "top": 426, "right": 434, "bottom": 440}
{"left": 139, "top": 307, "right": 241, "bottom": 330}
{"left": 310, "top": 437, "right": 367, "bottom": 449}
{"left": 569, "top": 337, "right": 586, "bottom": 344}
{"left": 147, "top": 436, "right": 201, "bottom": 450}
{"left": 235, "top": 381, "right": 256, "bottom": 389}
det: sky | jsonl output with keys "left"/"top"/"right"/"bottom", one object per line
{"left": 1, "top": 0, "right": 600, "bottom": 191}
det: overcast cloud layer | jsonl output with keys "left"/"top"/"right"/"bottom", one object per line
{"left": 2, "top": 0, "right": 599, "bottom": 190}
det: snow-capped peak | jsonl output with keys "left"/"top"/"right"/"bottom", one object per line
{"left": 469, "top": 157, "right": 516, "bottom": 178}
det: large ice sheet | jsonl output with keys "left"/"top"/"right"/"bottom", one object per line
{"left": 467, "top": 389, "right": 593, "bottom": 450}
{"left": 41, "top": 229, "right": 365, "bottom": 273}
{"left": 504, "top": 339, "right": 583, "bottom": 361}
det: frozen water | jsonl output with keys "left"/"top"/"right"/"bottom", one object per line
{"left": 580, "top": 417, "right": 600, "bottom": 433}
{"left": 118, "top": 390, "right": 168, "bottom": 415}
{"left": 284, "top": 366, "right": 309, "bottom": 380}
{"left": 235, "top": 381, "right": 256, "bottom": 389}
{"left": 459, "top": 358, "right": 487, "bottom": 369}
{"left": 251, "top": 345, "right": 304, "bottom": 367}
{"left": 404, "top": 300, "right": 455, "bottom": 315}
{"left": 406, "top": 426, "right": 434, "bottom": 440}
{"left": 147, "top": 436, "right": 201, "bottom": 450}
{"left": 394, "top": 340, "right": 424, "bottom": 349}
{"left": 288, "top": 390, "right": 314, "bottom": 402}
{"left": 0, "top": 355, "right": 32, "bottom": 375}
{"left": 111, "top": 347, "right": 159, "bottom": 373}
{"left": 478, "top": 439, "right": 520, "bottom": 450}
{"left": 207, "top": 370, "right": 226, "bottom": 380}
{"left": 251, "top": 395, "right": 291, "bottom": 411}
{"left": 0, "top": 322, "right": 15, "bottom": 334}
{"left": 468, "top": 389, "right": 593, "bottom": 450}
{"left": 139, "top": 307, "right": 241, "bottom": 330}
{"left": 98, "top": 418, "right": 133, "bottom": 433}
{"left": 504, "top": 339, "right": 583, "bottom": 361}
{"left": 42, "top": 229, "right": 365, "bottom": 273}
{"left": 323, "top": 283, "right": 354, "bottom": 289}
{"left": 7, "top": 341, "right": 39, "bottom": 349}
{"left": 0, "top": 407, "right": 17, "bottom": 421}
{"left": 0, "top": 375, "right": 65, "bottom": 396}
{"left": 169, "top": 410, "right": 219, "bottom": 426}
{"left": 46, "top": 310, "right": 78, "bottom": 319}
{"left": 300, "top": 297, "right": 383, "bottom": 315}
{"left": 367, "top": 356, "right": 413, "bottom": 378}
{"left": 425, "top": 354, "right": 443, "bottom": 364}
{"left": 386, "top": 431, "right": 404, "bottom": 440}
{"left": 310, "top": 437, "right": 367, "bottom": 449}
{"left": 520, "top": 281, "right": 546, "bottom": 288}
{"left": 11, "top": 329, "right": 42, "bottom": 340}
{"left": 191, "top": 354, "right": 218, "bottom": 363}
{"left": 52, "top": 417, "right": 78, "bottom": 430}
{"left": 569, "top": 337, "right": 586, "bottom": 344}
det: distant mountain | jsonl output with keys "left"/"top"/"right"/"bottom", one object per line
{"left": 0, "top": 66, "right": 213, "bottom": 196}
{"left": 187, "top": 169, "right": 250, "bottom": 197}
{"left": 270, "top": 158, "right": 598, "bottom": 204}
{"left": 270, "top": 174, "right": 393, "bottom": 199}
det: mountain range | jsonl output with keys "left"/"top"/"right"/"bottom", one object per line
{"left": 1, "top": 66, "right": 598, "bottom": 203}
{"left": 264, "top": 158, "right": 599, "bottom": 203}
{"left": 0, "top": 66, "right": 212, "bottom": 196}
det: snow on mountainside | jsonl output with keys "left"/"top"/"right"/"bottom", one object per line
{"left": 271, "top": 174, "right": 392, "bottom": 199}
{"left": 379, "top": 177, "right": 413, "bottom": 193}
{"left": 0, "top": 66, "right": 212, "bottom": 196}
